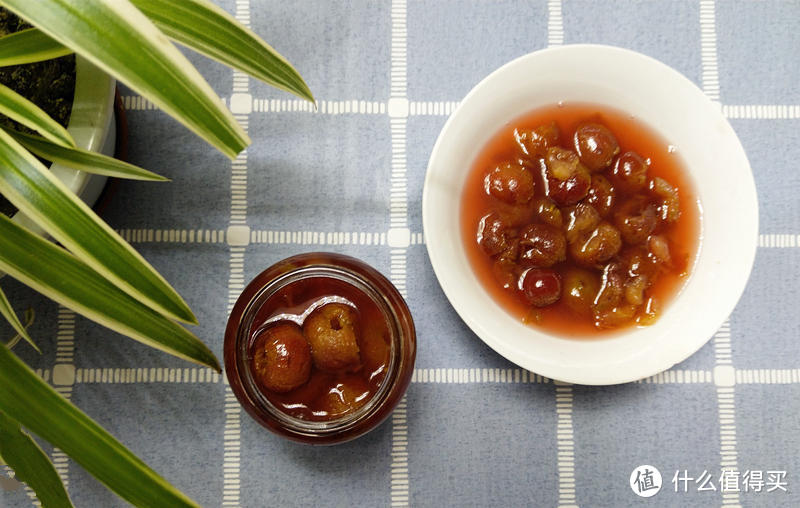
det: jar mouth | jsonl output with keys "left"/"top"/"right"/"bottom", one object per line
{"left": 234, "top": 264, "right": 403, "bottom": 439}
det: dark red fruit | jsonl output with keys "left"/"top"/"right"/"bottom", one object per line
{"left": 519, "top": 223, "right": 567, "bottom": 267}
{"left": 609, "top": 151, "right": 649, "bottom": 193}
{"left": 485, "top": 162, "right": 535, "bottom": 204}
{"left": 519, "top": 268, "right": 562, "bottom": 307}
{"left": 573, "top": 123, "right": 620, "bottom": 171}
{"left": 514, "top": 122, "right": 560, "bottom": 159}
{"left": 586, "top": 174, "right": 616, "bottom": 217}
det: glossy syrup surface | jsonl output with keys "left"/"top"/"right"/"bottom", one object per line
{"left": 461, "top": 103, "right": 701, "bottom": 336}
{"left": 247, "top": 276, "right": 390, "bottom": 421}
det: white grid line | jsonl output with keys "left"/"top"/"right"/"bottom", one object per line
{"left": 234, "top": 0, "right": 250, "bottom": 27}
{"left": 20, "top": 367, "right": 800, "bottom": 387}
{"left": 230, "top": 137, "right": 248, "bottom": 227}
{"left": 124, "top": 95, "right": 800, "bottom": 122}
{"left": 223, "top": 247, "right": 245, "bottom": 508}
{"left": 390, "top": 118, "right": 408, "bottom": 229}
{"left": 547, "top": 0, "right": 564, "bottom": 47}
{"left": 116, "top": 228, "right": 226, "bottom": 244}
{"left": 54, "top": 307, "right": 75, "bottom": 366}
{"left": 122, "top": 95, "right": 158, "bottom": 111}
{"left": 390, "top": 249, "right": 407, "bottom": 298}
{"left": 702, "top": 6, "right": 741, "bottom": 503}
{"left": 700, "top": 0, "right": 720, "bottom": 101}
{"left": 555, "top": 383, "right": 577, "bottom": 508}
{"left": 117, "top": 229, "right": 800, "bottom": 250}
{"left": 714, "top": 320, "right": 741, "bottom": 507}
{"left": 390, "top": 397, "right": 410, "bottom": 507}
{"left": 222, "top": 3, "right": 250, "bottom": 506}
{"left": 723, "top": 104, "right": 800, "bottom": 119}
{"left": 736, "top": 369, "right": 800, "bottom": 384}
{"left": 249, "top": 230, "right": 387, "bottom": 246}
{"left": 389, "top": 1, "right": 411, "bottom": 505}
{"left": 390, "top": 0, "right": 407, "bottom": 98}
{"left": 253, "top": 98, "right": 386, "bottom": 114}
{"left": 714, "top": 320, "right": 733, "bottom": 366}
{"left": 757, "top": 234, "right": 800, "bottom": 247}
{"left": 635, "top": 369, "right": 713, "bottom": 384}
{"left": 75, "top": 367, "right": 220, "bottom": 384}
{"left": 412, "top": 368, "right": 551, "bottom": 384}
{"left": 222, "top": 388, "right": 242, "bottom": 507}
{"left": 717, "top": 388, "right": 740, "bottom": 506}
{"left": 49, "top": 307, "right": 76, "bottom": 497}
{"left": 408, "top": 101, "right": 459, "bottom": 116}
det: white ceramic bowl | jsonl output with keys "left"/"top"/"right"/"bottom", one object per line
{"left": 422, "top": 45, "right": 758, "bottom": 385}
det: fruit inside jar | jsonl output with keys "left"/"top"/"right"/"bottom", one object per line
{"left": 247, "top": 276, "right": 390, "bottom": 421}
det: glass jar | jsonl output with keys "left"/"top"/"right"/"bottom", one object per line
{"left": 224, "top": 253, "right": 416, "bottom": 444}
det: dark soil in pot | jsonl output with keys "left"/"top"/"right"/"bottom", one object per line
{"left": 0, "top": 8, "right": 76, "bottom": 217}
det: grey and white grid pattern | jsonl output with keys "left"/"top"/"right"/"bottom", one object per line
{"left": 2, "top": 0, "right": 800, "bottom": 506}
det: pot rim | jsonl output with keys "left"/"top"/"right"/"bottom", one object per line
{"left": 10, "top": 55, "right": 116, "bottom": 232}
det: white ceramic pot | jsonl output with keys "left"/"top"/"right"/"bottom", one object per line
{"left": 11, "top": 55, "right": 116, "bottom": 234}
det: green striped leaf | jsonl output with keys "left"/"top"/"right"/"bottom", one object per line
{"left": 0, "top": 82, "right": 75, "bottom": 148}
{"left": 131, "top": 0, "right": 313, "bottom": 102}
{"left": 0, "top": 128, "right": 196, "bottom": 324}
{"left": 0, "top": 343, "right": 201, "bottom": 507}
{"left": 1, "top": 0, "right": 249, "bottom": 159}
{"left": 10, "top": 130, "right": 168, "bottom": 181}
{"left": 0, "top": 212, "right": 219, "bottom": 370}
{"left": 3, "top": 307, "right": 33, "bottom": 351}
{"left": 0, "top": 27, "right": 72, "bottom": 66}
{"left": 0, "top": 285, "right": 38, "bottom": 353}
{"left": 0, "top": 410, "right": 73, "bottom": 508}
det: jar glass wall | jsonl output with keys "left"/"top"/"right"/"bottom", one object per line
{"left": 224, "top": 253, "right": 416, "bottom": 444}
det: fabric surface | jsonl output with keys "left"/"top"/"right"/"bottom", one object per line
{"left": 2, "top": 1, "right": 800, "bottom": 506}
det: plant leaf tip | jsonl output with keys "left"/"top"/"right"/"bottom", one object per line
{"left": 175, "top": 311, "right": 199, "bottom": 326}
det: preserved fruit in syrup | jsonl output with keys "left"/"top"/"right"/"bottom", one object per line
{"left": 461, "top": 103, "right": 699, "bottom": 334}
{"left": 248, "top": 277, "right": 390, "bottom": 421}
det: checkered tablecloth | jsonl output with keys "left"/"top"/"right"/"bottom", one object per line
{"left": 3, "top": 1, "right": 800, "bottom": 506}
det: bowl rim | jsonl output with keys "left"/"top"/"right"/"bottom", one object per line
{"left": 422, "top": 44, "right": 758, "bottom": 385}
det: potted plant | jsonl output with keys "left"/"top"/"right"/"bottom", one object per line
{"left": 5, "top": 58, "right": 117, "bottom": 234}
{"left": 0, "top": 1, "right": 313, "bottom": 506}
{"left": 0, "top": 8, "right": 116, "bottom": 227}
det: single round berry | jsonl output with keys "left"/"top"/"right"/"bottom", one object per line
{"left": 573, "top": 123, "right": 620, "bottom": 171}
{"left": 519, "top": 223, "right": 567, "bottom": 267}
{"left": 586, "top": 174, "right": 616, "bottom": 217}
{"left": 303, "top": 303, "right": 362, "bottom": 372}
{"left": 251, "top": 323, "right": 311, "bottom": 393}
{"left": 484, "top": 162, "right": 535, "bottom": 204}
{"left": 609, "top": 151, "right": 649, "bottom": 193}
{"left": 519, "top": 268, "right": 562, "bottom": 307}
